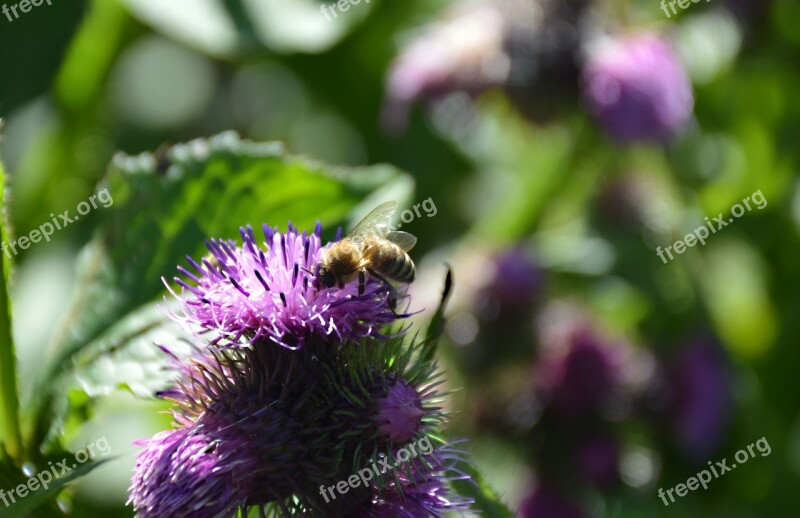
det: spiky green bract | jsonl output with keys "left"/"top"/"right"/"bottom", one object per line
{"left": 322, "top": 329, "right": 446, "bottom": 453}
{"left": 294, "top": 330, "right": 453, "bottom": 515}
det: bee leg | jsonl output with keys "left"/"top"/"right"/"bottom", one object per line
{"left": 358, "top": 269, "right": 366, "bottom": 296}
{"left": 387, "top": 287, "right": 398, "bottom": 312}
{"left": 367, "top": 269, "right": 399, "bottom": 313}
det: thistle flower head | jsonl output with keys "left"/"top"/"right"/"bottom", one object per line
{"left": 132, "top": 217, "right": 472, "bottom": 517}
{"left": 129, "top": 346, "right": 319, "bottom": 517}
{"left": 582, "top": 33, "right": 694, "bottom": 143}
{"left": 167, "top": 223, "right": 402, "bottom": 349}
{"left": 374, "top": 378, "right": 426, "bottom": 443}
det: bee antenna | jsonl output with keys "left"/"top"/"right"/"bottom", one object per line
{"left": 298, "top": 266, "right": 314, "bottom": 275}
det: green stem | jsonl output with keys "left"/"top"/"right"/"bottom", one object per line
{"left": 0, "top": 160, "right": 23, "bottom": 463}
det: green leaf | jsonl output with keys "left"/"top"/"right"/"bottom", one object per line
{"left": 31, "top": 131, "right": 413, "bottom": 448}
{"left": 0, "top": 458, "right": 112, "bottom": 518}
{"left": 450, "top": 458, "right": 515, "bottom": 518}
{"left": 68, "top": 302, "right": 193, "bottom": 400}
{"left": 0, "top": 158, "right": 23, "bottom": 463}
{"left": 420, "top": 265, "right": 452, "bottom": 365}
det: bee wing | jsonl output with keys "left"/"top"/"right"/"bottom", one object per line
{"left": 346, "top": 201, "right": 397, "bottom": 240}
{"left": 386, "top": 231, "right": 417, "bottom": 252}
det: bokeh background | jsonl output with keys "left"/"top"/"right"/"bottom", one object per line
{"left": 1, "top": 0, "right": 799, "bottom": 515}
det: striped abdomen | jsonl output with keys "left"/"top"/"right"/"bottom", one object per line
{"left": 365, "top": 239, "right": 416, "bottom": 283}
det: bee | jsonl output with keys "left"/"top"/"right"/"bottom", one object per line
{"left": 317, "top": 201, "right": 417, "bottom": 303}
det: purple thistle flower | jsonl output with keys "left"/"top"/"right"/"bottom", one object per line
{"left": 131, "top": 341, "right": 469, "bottom": 517}
{"left": 166, "top": 223, "right": 401, "bottom": 350}
{"left": 373, "top": 379, "right": 426, "bottom": 444}
{"left": 129, "top": 347, "right": 320, "bottom": 517}
{"left": 129, "top": 407, "right": 305, "bottom": 517}
{"left": 131, "top": 217, "right": 473, "bottom": 517}
{"left": 582, "top": 33, "right": 694, "bottom": 143}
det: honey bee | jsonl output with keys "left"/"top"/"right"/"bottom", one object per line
{"left": 317, "top": 201, "right": 417, "bottom": 302}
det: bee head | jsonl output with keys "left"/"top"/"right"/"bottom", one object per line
{"left": 317, "top": 265, "right": 337, "bottom": 289}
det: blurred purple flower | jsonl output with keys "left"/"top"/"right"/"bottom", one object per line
{"left": 582, "top": 33, "right": 694, "bottom": 143}
{"left": 668, "top": 338, "right": 731, "bottom": 459}
{"left": 576, "top": 435, "right": 619, "bottom": 487}
{"left": 481, "top": 246, "right": 544, "bottom": 310}
{"left": 519, "top": 483, "right": 584, "bottom": 518}
{"left": 450, "top": 245, "right": 544, "bottom": 369}
{"left": 536, "top": 326, "right": 626, "bottom": 419}
{"left": 167, "top": 223, "right": 400, "bottom": 350}
{"left": 381, "top": 1, "right": 509, "bottom": 133}
{"left": 382, "top": 0, "right": 599, "bottom": 132}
